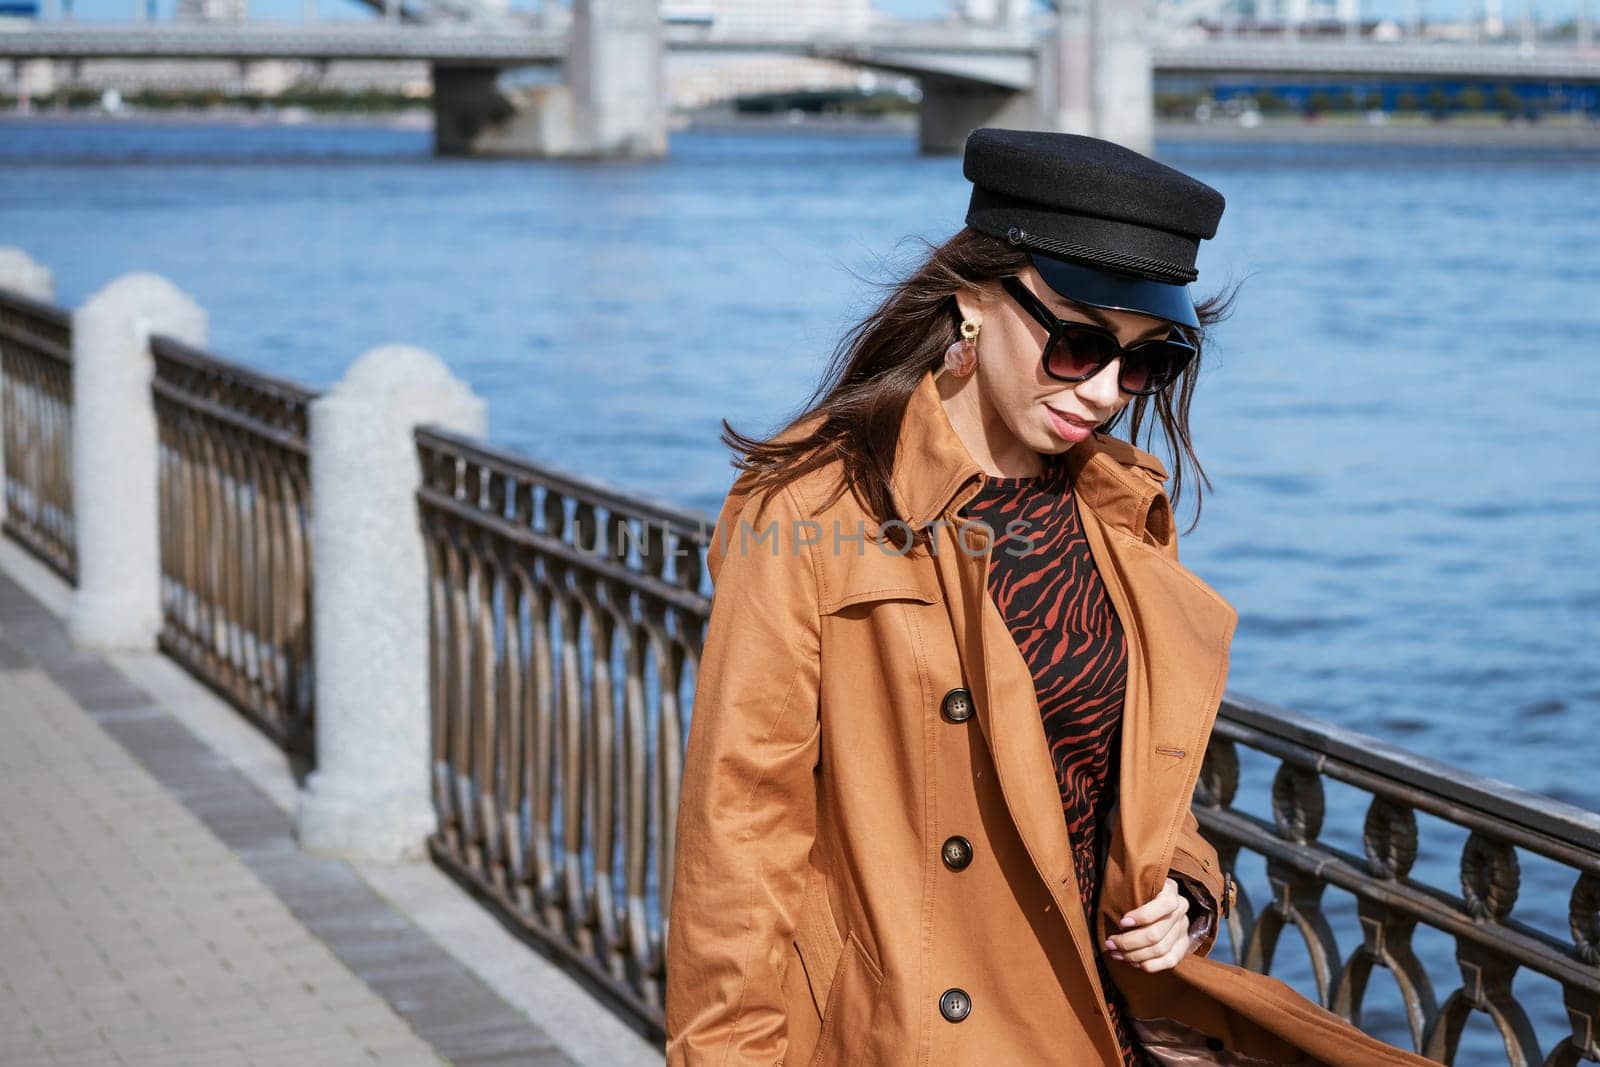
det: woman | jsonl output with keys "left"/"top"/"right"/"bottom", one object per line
{"left": 664, "top": 128, "right": 1431, "bottom": 1067}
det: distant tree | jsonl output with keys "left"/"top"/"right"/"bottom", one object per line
{"left": 1425, "top": 86, "right": 1451, "bottom": 119}
{"left": 1252, "top": 88, "right": 1285, "bottom": 113}
{"left": 1456, "top": 86, "right": 1487, "bottom": 111}
{"left": 1307, "top": 89, "right": 1334, "bottom": 115}
{"left": 1493, "top": 85, "right": 1523, "bottom": 117}
{"left": 1154, "top": 91, "right": 1195, "bottom": 118}
{"left": 1396, "top": 89, "right": 1421, "bottom": 112}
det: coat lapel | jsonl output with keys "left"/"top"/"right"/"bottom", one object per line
{"left": 1068, "top": 459, "right": 1239, "bottom": 920}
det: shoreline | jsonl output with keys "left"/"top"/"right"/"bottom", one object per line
{"left": 684, "top": 110, "right": 1600, "bottom": 146}
{"left": 1156, "top": 114, "right": 1600, "bottom": 146}
{"left": 5, "top": 106, "right": 1600, "bottom": 148}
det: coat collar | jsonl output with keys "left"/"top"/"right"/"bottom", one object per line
{"left": 888, "top": 366, "right": 1172, "bottom": 542}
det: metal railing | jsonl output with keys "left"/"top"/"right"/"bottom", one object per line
{"left": 410, "top": 427, "right": 1600, "bottom": 1060}
{"left": 0, "top": 289, "right": 76, "bottom": 583}
{"left": 151, "top": 335, "right": 318, "bottom": 756}
{"left": 1196, "top": 693, "right": 1600, "bottom": 1065}
{"left": 414, "top": 423, "right": 708, "bottom": 1039}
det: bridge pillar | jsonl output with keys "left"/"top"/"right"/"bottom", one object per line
{"left": 430, "top": 0, "right": 665, "bottom": 159}
{"left": 916, "top": 0, "right": 1153, "bottom": 157}
{"left": 917, "top": 74, "right": 1047, "bottom": 154}
{"left": 432, "top": 66, "right": 581, "bottom": 157}
{"left": 568, "top": 0, "right": 668, "bottom": 157}
{"left": 1090, "top": 0, "right": 1155, "bottom": 156}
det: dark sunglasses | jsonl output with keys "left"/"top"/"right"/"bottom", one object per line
{"left": 1000, "top": 275, "right": 1196, "bottom": 396}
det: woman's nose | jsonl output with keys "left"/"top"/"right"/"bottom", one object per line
{"left": 1078, "top": 356, "right": 1125, "bottom": 406}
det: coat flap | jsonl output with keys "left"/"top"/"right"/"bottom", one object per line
{"left": 1121, "top": 955, "right": 1436, "bottom": 1066}
{"left": 815, "top": 534, "right": 943, "bottom": 614}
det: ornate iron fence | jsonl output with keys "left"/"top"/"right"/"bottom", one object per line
{"left": 1197, "top": 693, "right": 1600, "bottom": 1066}
{"left": 151, "top": 335, "right": 318, "bottom": 757}
{"left": 414, "top": 423, "right": 708, "bottom": 1039}
{"left": 413, "top": 426, "right": 1599, "bottom": 1060}
{"left": 0, "top": 289, "right": 75, "bottom": 582}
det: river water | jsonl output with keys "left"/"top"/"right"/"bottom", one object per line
{"left": 2, "top": 116, "right": 1597, "bottom": 1058}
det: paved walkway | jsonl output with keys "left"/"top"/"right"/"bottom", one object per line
{"left": 0, "top": 551, "right": 658, "bottom": 1067}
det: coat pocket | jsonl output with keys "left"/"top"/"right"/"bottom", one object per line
{"left": 792, "top": 867, "right": 884, "bottom": 1066}
{"left": 793, "top": 865, "right": 845, "bottom": 1016}
{"left": 806, "top": 931, "right": 884, "bottom": 1067}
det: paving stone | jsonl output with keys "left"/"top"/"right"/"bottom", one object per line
{"left": 0, "top": 567, "right": 581, "bottom": 1067}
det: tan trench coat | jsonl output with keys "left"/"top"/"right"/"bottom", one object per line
{"left": 665, "top": 367, "right": 1432, "bottom": 1066}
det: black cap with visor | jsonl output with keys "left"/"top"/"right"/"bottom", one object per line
{"left": 961, "top": 128, "right": 1227, "bottom": 330}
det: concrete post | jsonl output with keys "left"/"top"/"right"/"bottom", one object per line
{"left": 1047, "top": 0, "right": 1095, "bottom": 136}
{"left": 296, "top": 344, "right": 486, "bottom": 864}
{"left": 67, "top": 272, "right": 206, "bottom": 652}
{"left": 0, "top": 247, "right": 56, "bottom": 531}
{"left": 569, "top": 0, "right": 667, "bottom": 158}
{"left": 1092, "top": 0, "right": 1154, "bottom": 156}
{"left": 431, "top": 0, "right": 666, "bottom": 159}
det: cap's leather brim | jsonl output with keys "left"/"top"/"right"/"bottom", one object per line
{"left": 1029, "top": 252, "right": 1199, "bottom": 329}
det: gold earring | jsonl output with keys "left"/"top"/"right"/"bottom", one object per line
{"left": 945, "top": 318, "right": 980, "bottom": 377}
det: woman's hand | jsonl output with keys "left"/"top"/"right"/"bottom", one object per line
{"left": 1103, "top": 877, "right": 1197, "bottom": 972}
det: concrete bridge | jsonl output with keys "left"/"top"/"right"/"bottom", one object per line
{"left": 5, "top": 16, "right": 1600, "bottom": 157}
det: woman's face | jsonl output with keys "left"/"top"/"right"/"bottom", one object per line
{"left": 953, "top": 265, "right": 1178, "bottom": 457}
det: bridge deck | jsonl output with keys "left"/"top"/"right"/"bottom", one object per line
{"left": 1, "top": 24, "right": 1596, "bottom": 85}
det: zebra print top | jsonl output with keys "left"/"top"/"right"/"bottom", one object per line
{"left": 957, "top": 447, "right": 1143, "bottom": 1067}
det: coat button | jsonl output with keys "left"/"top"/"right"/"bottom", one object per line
{"left": 941, "top": 836, "right": 973, "bottom": 871}
{"left": 941, "top": 687, "right": 973, "bottom": 723}
{"left": 939, "top": 987, "right": 971, "bottom": 1022}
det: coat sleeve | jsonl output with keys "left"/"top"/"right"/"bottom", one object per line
{"left": 665, "top": 477, "right": 823, "bottom": 1066}
{"left": 1141, "top": 477, "right": 1228, "bottom": 959}
{"left": 1169, "top": 808, "right": 1226, "bottom": 958}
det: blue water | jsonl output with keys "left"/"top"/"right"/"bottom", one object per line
{"left": 2, "top": 117, "right": 1597, "bottom": 1059}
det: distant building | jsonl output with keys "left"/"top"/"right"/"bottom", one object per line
{"left": 952, "top": 0, "right": 1028, "bottom": 27}
{"left": 175, "top": 0, "right": 247, "bottom": 21}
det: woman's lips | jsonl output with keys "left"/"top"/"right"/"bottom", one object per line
{"left": 1045, "top": 403, "right": 1097, "bottom": 428}
{"left": 1044, "top": 403, "right": 1096, "bottom": 442}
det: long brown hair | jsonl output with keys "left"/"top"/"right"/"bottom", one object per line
{"left": 719, "top": 225, "right": 1244, "bottom": 548}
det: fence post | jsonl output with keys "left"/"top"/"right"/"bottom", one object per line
{"left": 297, "top": 344, "right": 486, "bottom": 863}
{"left": 67, "top": 272, "right": 206, "bottom": 651}
{"left": 0, "top": 247, "right": 56, "bottom": 532}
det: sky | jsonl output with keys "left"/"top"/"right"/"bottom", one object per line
{"left": 35, "top": 0, "right": 1588, "bottom": 36}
